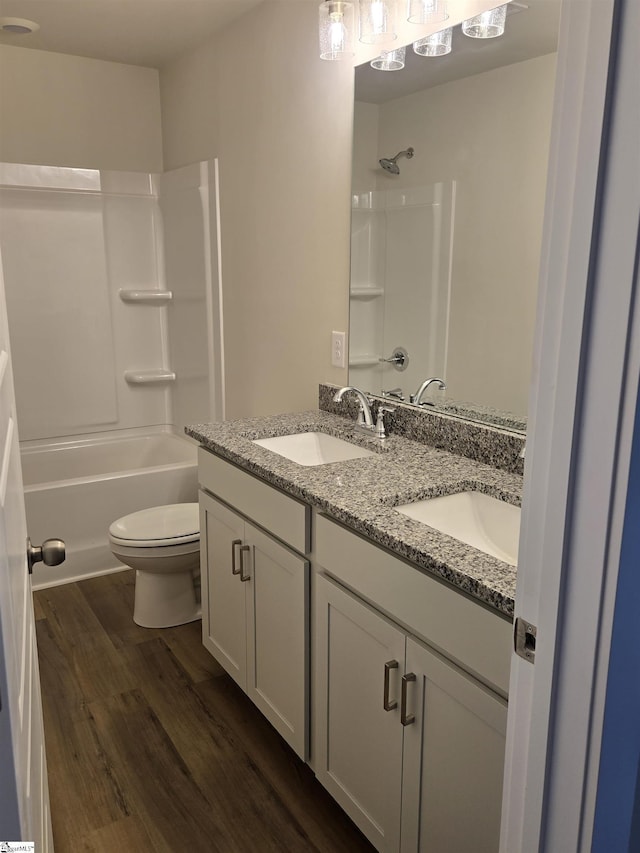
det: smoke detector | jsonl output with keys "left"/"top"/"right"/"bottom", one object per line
{"left": 0, "top": 17, "right": 40, "bottom": 35}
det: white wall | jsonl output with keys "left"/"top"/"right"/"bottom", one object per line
{"left": 0, "top": 45, "right": 162, "bottom": 172}
{"left": 352, "top": 101, "right": 380, "bottom": 195}
{"left": 353, "top": 53, "right": 557, "bottom": 418}
{"left": 160, "top": 0, "right": 354, "bottom": 419}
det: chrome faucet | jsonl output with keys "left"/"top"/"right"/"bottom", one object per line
{"left": 333, "top": 386, "right": 375, "bottom": 430}
{"left": 410, "top": 377, "right": 447, "bottom": 406}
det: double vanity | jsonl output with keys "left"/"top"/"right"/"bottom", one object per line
{"left": 187, "top": 385, "right": 525, "bottom": 853}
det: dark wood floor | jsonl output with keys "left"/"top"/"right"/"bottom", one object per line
{"left": 34, "top": 570, "right": 375, "bottom": 853}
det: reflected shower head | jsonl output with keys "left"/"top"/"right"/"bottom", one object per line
{"left": 379, "top": 147, "right": 414, "bottom": 175}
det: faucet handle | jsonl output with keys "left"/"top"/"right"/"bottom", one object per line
{"left": 382, "top": 387, "right": 405, "bottom": 401}
{"left": 375, "top": 406, "right": 395, "bottom": 439}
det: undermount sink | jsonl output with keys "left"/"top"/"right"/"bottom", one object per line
{"left": 395, "top": 490, "right": 521, "bottom": 566}
{"left": 252, "top": 432, "right": 376, "bottom": 467}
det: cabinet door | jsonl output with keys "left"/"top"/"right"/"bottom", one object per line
{"left": 315, "top": 574, "right": 405, "bottom": 853}
{"left": 199, "top": 492, "right": 247, "bottom": 689}
{"left": 245, "top": 523, "right": 309, "bottom": 759}
{"left": 401, "top": 637, "right": 507, "bottom": 853}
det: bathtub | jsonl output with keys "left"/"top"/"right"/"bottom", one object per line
{"left": 22, "top": 432, "right": 198, "bottom": 589}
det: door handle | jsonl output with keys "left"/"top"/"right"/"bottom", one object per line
{"left": 401, "top": 673, "right": 416, "bottom": 726}
{"left": 239, "top": 544, "right": 251, "bottom": 582}
{"left": 383, "top": 660, "right": 399, "bottom": 711}
{"left": 27, "top": 537, "right": 65, "bottom": 575}
{"left": 231, "top": 538, "right": 242, "bottom": 575}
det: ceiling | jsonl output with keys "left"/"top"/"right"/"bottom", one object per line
{"left": 356, "top": 0, "right": 561, "bottom": 104}
{"left": 0, "top": 0, "right": 561, "bottom": 86}
{"left": 0, "top": 0, "right": 268, "bottom": 68}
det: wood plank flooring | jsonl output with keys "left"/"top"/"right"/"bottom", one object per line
{"left": 34, "top": 570, "right": 375, "bottom": 853}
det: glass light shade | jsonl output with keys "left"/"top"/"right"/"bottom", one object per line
{"left": 413, "top": 27, "right": 452, "bottom": 56}
{"left": 370, "top": 45, "right": 406, "bottom": 71}
{"left": 359, "top": 0, "right": 397, "bottom": 45}
{"left": 461, "top": 4, "right": 507, "bottom": 38}
{"left": 319, "top": 0, "right": 355, "bottom": 60}
{"left": 407, "top": 0, "right": 448, "bottom": 25}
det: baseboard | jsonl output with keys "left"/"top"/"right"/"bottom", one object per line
{"left": 32, "top": 563, "right": 130, "bottom": 591}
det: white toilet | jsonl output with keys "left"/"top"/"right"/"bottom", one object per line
{"left": 109, "top": 503, "right": 201, "bottom": 628}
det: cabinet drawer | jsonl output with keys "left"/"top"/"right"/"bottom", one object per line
{"left": 198, "top": 448, "right": 310, "bottom": 554}
{"left": 315, "top": 514, "right": 512, "bottom": 696}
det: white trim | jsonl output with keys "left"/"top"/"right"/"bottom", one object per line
{"left": 200, "top": 159, "right": 225, "bottom": 423}
{"left": 0, "top": 349, "right": 8, "bottom": 389}
{"left": 545, "top": 0, "right": 640, "bottom": 846}
{"left": 31, "top": 564, "right": 130, "bottom": 592}
{"left": 502, "top": 0, "right": 640, "bottom": 849}
{"left": 212, "top": 158, "right": 226, "bottom": 422}
{"left": 0, "top": 416, "right": 14, "bottom": 506}
{"left": 500, "top": 0, "right": 614, "bottom": 848}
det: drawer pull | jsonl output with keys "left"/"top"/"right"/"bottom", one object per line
{"left": 239, "top": 544, "right": 251, "bottom": 582}
{"left": 401, "top": 673, "right": 416, "bottom": 726}
{"left": 231, "top": 538, "right": 242, "bottom": 575}
{"left": 383, "top": 660, "right": 399, "bottom": 711}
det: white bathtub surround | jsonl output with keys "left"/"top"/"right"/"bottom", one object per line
{"left": 159, "top": 161, "right": 226, "bottom": 429}
{"left": 23, "top": 430, "right": 198, "bottom": 590}
{"left": 0, "top": 161, "right": 224, "bottom": 440}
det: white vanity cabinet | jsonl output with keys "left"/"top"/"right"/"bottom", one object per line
{"left": 198, "top": 449, "right": 310, "bottom": 759}
{"left": 196, "top": 443, "right": 513, "bottom": 852}
{"left": 314, "top": 515, "right": 511, "bottom": 853}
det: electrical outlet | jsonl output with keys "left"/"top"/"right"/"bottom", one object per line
{"left": 331, "top": 331, "right": 346, "bottom": 368}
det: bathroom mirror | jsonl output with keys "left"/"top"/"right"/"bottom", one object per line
{"left": 348, "top": 0, "right": 561, "bottom": 433}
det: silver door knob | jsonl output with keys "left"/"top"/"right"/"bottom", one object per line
{"left": 27, "top": 537, "right": 66, "bottom": 574}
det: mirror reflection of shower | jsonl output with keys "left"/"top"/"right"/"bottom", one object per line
{"left": 349, "top": 181, "right": 455, "bottom": 406}
{"left": 379, "top": 147, "right": 414, "bottom": 175}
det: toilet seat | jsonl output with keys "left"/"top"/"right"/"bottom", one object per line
{"left": 109, "top": 503, "right": 199, "bottom": 548}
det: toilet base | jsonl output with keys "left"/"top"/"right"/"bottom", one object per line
{"left": 133, "top": 568, "right": 201, "bottom": 628}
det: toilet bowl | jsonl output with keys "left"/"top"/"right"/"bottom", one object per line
{"left": 109, "top": 503, "right": 201, "bottom": 628}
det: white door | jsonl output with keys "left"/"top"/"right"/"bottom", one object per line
{"left": 401, "top": 637, "right": 507, "bottom": 853}
{"left": 245, "top": 523, "right": 309, "bottom": 760}
{"left": 314, "top": 574, "right": 405, "bottom": 852}
{"left": 502, "top": 0, "right": 640, "bottom": 849}
{"left": 0, "top": 251, "right": 53, "bottom": 846}
{"left": 199, "top": 491, "right": 247, "bottom": 688}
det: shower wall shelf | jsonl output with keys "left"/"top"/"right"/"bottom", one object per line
{"left": 350, "top": 286, "right": 384, "bottom": 299}
{"left": 119, "top": 289, "right": 173, "bottom": 305}
{"left": 124, "top": 369, "right": 176, "bottom": 385}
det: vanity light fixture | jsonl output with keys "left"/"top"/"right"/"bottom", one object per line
{"left": 359, "top": 0, "right": 397, "bottom": 45}
{"left": 407, "top": 0, "right": 448, "bottom": 25}
{"left": 461, "top": 4, "right": 507, "bottom": 38}
{"left": 319, "top": 0, "right": 355, "bottom": 60}
{"left": 370, "top": 45, "right": 406, "bottom": 70}
{"left": 413, "top": 26, "right": 452, "bottom": 56}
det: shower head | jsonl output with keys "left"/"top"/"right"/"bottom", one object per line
{"left": 379, "top": 147, "right": 414, "bottom": 175}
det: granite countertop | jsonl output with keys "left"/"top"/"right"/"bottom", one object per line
{"left": 186, "top": 410, "right": 522, "bottom": 619}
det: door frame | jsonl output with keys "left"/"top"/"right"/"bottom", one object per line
{"left": 501, "top": 0, "right": 640, "bottom": 849}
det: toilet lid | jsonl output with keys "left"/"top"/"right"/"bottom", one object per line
{"left": 109, "top": 503, "right": 199, "bottom": 543}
